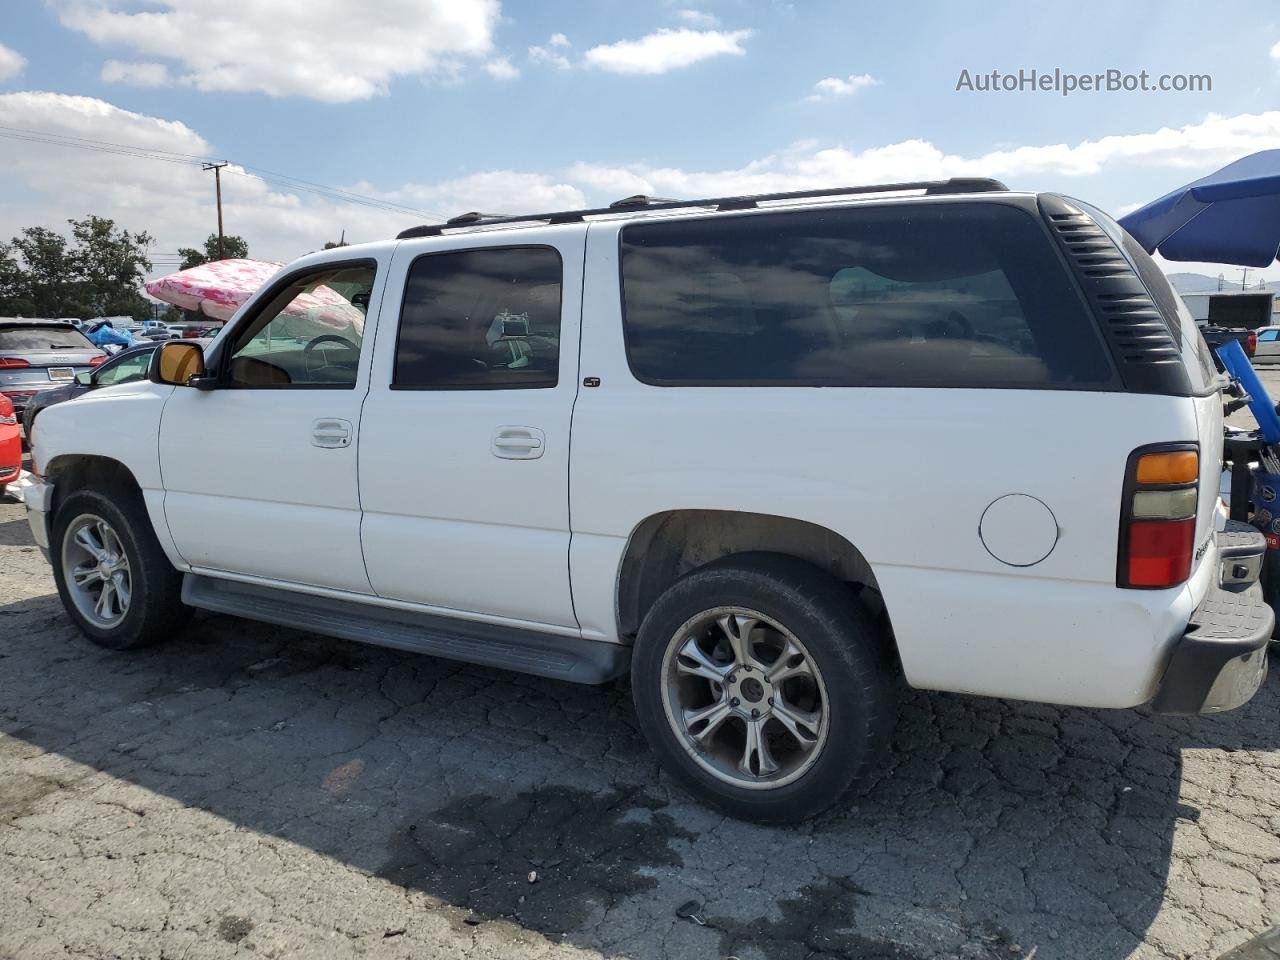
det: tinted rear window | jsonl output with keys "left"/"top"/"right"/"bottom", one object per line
{"left": 619, "top": 203, "right": 1116, "bottom": 388}
{"left": 0, "top": 326, "right": 93, "bottom": 351}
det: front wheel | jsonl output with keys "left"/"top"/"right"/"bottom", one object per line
{"left": 51, "top": 487, "right": 191, "bottom": 650}
{"left": 632, "top": 554, "right": 898, "bottom": 823}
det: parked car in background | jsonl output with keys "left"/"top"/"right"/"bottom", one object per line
{"left": 22, "top": 340, "right": 207, "bottom": 438}
{"left": 0, "top": 393, "right": 19, "bottom": 486}
{"left": 23, "top": 180, "right": 1271, "bottom": 822}
{"left": 0, "top": 320, "right": 106, "bottom": 420}
{"left": 1252, "top": 326, "right": 1280, "bottom": 364}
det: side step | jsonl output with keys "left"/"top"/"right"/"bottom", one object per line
{"left": 182, "top": 574, "right": 630, "bottom": 684}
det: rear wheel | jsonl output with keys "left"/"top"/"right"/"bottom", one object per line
{"left": 632, "top": 553, "right": 898, "bottom": 822}
{"left": 51, "top": 487, "right": 191, "bottom": 650}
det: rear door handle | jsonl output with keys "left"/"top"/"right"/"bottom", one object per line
{"left": 312, "top": 418, "right": 352, "bottom": 448}
{"left": 491, "top": 426, "right": 545, "bottom": 460}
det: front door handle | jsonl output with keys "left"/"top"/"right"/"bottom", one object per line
{"left": 491, "top": 425, "right": 545, "bottom": 460}
{"left": 312, "top": 418, "right": 352, "bottom": 448}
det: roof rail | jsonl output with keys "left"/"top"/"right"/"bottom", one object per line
{"left": 395, "top": 177, "right": 1010, "bottom": 239}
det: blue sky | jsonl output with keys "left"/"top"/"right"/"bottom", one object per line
{"left": 1, "top": 0, "right": 1280, "bottom": 281}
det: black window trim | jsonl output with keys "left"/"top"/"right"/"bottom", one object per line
{"left": 210, "top": 256, "right": 378, "bottom": 391}
{"left": 388, "top": 243, "right": 564, "bottom": 393}
{"left": 615, "top": 198, "right": 1124, "bottom": 391}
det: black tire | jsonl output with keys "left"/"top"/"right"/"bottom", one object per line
{"left": 631, "top": 553, "right": 898, "bottom": 823}
{"left": 51, "top": 486, "right": 191, "bottom": 650}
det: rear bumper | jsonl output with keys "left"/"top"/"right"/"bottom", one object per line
{"left": 1150, "top": 524, "right": 1273, "bottom": 714}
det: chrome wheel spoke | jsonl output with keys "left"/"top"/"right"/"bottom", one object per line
{"left": 112, "top": 572, "right": 131, "bottom": 611}
{"left": 717, "top": 613, "right": 761, "bottom": 668}
{"left": 675, "top": 636, "right": 731, "bottom": 683}
{"left": 94, "top": 579, "right": 115, "bottom": 618}
{"left": 71, "top": 561, "right": 101, "bottom": 587}
{"left": 74, "top": 526, "right": 105, "bottom": 560}
{"left": 683, "top": 699, "right": 733, "bottom": 743}
{"left": 740, "top": 718, "right": 779, "bottom": 778}
{"left": 771, "top": 697, "right": 822, "bottom": 750}
{"left": 766, "top": 639, "right": 815, "bottom": 684}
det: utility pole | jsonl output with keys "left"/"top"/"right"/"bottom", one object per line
{"left": 1238, "top": 267, "right": 1252, "bottom": 290}
{"left": 202, "top": 161, "right": 228, "bottom": 260}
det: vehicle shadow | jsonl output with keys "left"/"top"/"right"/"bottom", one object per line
{"left": 1, "top": 585, "right": 1272, "bottom": 959}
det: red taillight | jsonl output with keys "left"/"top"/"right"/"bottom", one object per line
{"left": 0, "top": 394, "right": 12, "bottom": 417}
{"left": 0, "top": 357, "right": 30, "bottom": 369}
{"left": 1118, "top": 445, "right": 1200, "bottom": 589}
{"left": 1248, "top": 332, "right": 1258, "bottom": 354}
{"left": 89, "top": 355, "right": 107, "bottom": 366}
{"left": 1126, "top": 519, "right": 1195, "bottom": 587}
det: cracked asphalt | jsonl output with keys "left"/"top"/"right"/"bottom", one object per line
{"left": 2, "top": 499, "right": 1280, "bottom": 960}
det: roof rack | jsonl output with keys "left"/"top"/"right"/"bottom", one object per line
{"left": 395, "top": 177, "right": 1009, "bottom": 239}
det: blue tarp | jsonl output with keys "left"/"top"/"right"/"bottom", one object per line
{"left": 1118, "top": 149, "right": 1280, "bottom": 267}
{"left": 86, "top": 323, "right": 136, "bottom": 349}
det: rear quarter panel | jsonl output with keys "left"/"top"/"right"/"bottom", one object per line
{"left": 570, "top": 221, "right": 1207, "bottom": 708}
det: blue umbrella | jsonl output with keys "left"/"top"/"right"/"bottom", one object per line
{"left": 1118, "top": 149, "right": 1280, "bottom": 267}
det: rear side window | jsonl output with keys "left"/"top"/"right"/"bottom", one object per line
{"left": 0, "top": 326, "right": 93, "bottom": 351}
{"left": 619, "top": 203, "right": 1116, "bottom": 388}
{"left": 394, "top": 246, "right": 562, "bottom": 390}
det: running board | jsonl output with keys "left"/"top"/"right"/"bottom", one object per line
{"left": 181, "top": 574, "right": 630, "bottom": 684}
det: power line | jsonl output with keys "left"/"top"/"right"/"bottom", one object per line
{"left": 0, "top": 123, "right": 446, "bottom": 221}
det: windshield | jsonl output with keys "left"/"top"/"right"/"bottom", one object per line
{"left": 0, "top": 325, "right": 95, "bottom": 351}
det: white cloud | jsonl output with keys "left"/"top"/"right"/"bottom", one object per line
{"left": 806, "top": 73, "right": 879, "bottom": 102}
{"left": 0, "top": 43, "right": 27, "bottom": 82}
{"left": 583, "top": 28, "right": 752, "bottom": 75}
{"left": 50, "top": 0, "right": 499, "bottom": 102}
{"left": 529, "top": 34, "right": 572, "bottom": 70}
{"left": 1271, "top": 39, "right": 1280, "bottom": 59}
{"left": 484, "top": 57, "right": 519, "bottom": 80}
{"left": 101, "top": 60, "right": 171, "bottom": 87}
{"left": 675, "top": 9, "right": 719, "bottom": 28}
{"left": 0, "top": 93, "right": 584, "bottom": 271}
{"left": 566, "top": 111, "right": 1280, "bottom": 198}
{"left": 377, "top": 171, "right": 584, "bottom": 217}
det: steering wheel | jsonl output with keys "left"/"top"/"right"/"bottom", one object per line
{"left": 302, "top": 334, "right": 359, "bottom": 377}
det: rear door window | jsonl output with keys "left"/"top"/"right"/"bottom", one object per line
{"left": 393, "top": 246, "right": 562, "bottom": 390}
{"left": 619, "top": 203, "right": 1117, "bottom": 388}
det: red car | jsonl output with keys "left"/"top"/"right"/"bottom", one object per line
{"left": 0, "top": 393, "right": 20, "bottom": 486}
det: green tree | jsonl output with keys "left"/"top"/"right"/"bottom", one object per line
{"left": 178, "top": 233, "right": 249, "bottom": 269}
{"left": 67, "top": 215, "right": 154, "bottom": 320}
{"left": 0, "top": 216, "right": 155, "bottom": 321}
{"left": 10, "top": 226, "right": 77, "bottom": 317}
{"left": 0, "top": 242, "right": 32, "bottom": 316}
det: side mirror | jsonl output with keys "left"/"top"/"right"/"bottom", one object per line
{"left": 74, "top": 371, "right": 92, "bottom": 386}
{"left": 152, "top": 341, "right": 210, "bottom": 388}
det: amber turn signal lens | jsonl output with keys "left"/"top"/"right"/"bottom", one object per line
{"left": 1135, "top": 451, "right": 1198, "bottom": 485}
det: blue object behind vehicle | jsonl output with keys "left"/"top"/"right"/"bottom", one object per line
{"left": 1119, "top": 149, "right": 1280, "bottom": 267}
{"left": 1217, "top": 339, "right": 1280, "bottom": 443}
{"left": 86, "top": 323, "right": 135, "bottom": 349}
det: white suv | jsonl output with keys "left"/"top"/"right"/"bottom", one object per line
{"left": 23, "top": 179, "right": 1273, "bottom": 821}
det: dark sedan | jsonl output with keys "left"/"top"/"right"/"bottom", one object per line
{"left": 0, "top": 320, "right": 107, "bottom": 419}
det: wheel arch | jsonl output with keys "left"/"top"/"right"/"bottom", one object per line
{"left": 45, "top": 454, "right": 142, "bottom": 509}
{"left": 615, "top": 509, "right": 896, "bottom": 653}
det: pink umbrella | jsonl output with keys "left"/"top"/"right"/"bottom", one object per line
{"left": 145, "top": 258, "right": 365, "bottom": 333}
